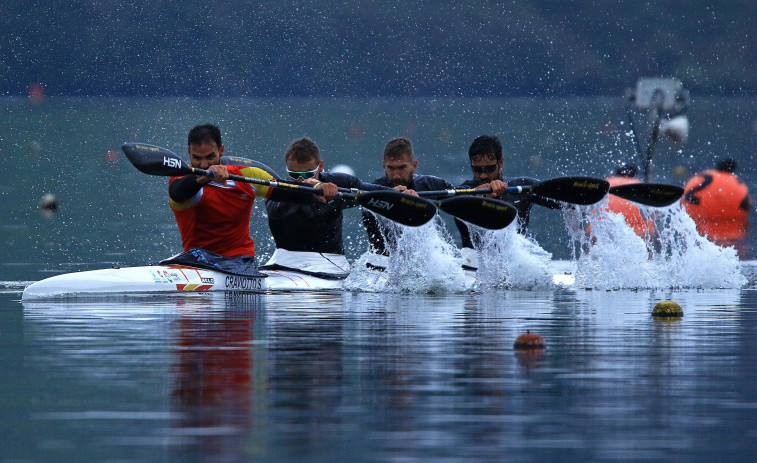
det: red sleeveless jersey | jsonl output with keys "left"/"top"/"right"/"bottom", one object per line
{"left": 169, "top": 165, "right": 275, "bottom": 257}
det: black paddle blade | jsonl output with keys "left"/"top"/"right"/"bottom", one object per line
{"left": 609, "top": 183, "right": 684, "bottom": 207}
{"left": 438, "top": 196, "right": 517, "bottom": 230}
{"left": 121, "top": 143, "right": 191, "bottom": 176}
{"left": 356, "top": 191, "right": 437, "bottom": 227}
{"left": 531, "top": 176, "right": 610, "bottom": 205}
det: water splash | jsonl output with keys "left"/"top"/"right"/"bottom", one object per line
{"left": 344, "top": 215, "right": 466, "bottom": 294}
{"left": 564, "top": 201, "right": 746, "bottom": 289}
{"left": 467, "top": 225, "right": 554, "bottom": 290}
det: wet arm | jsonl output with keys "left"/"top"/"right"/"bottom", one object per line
{"left": 169, "top": 176, "right": 203, "bottom": 202}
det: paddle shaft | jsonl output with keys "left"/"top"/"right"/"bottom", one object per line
{"left": 330, "top": 186, "right": 517, "bottom": 229}
{"left": 416, "top": 186, "right": 536, "bottom": 197}
{"left": 187, "top": 165, "right": 359, "bottom": 200}
{"left": 417, "top": 177, "right": 612, "bottom": 206}
{"left": 121, "top": 142, "right": 439, "bottom": 226}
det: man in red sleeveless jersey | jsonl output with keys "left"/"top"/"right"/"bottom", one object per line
{"left": 166, "top": 124, "right": 334, "bottom": 272}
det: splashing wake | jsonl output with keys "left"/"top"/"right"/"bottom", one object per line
{"left": 344, "top": 215, "right": 465, "bottom": 294}
{"left": 345, "top": 212, "right": 556, "bottom": 293}
{"left": 466, "top": 224, "right": 554, "bottom": 290}
{"left": 564, "top": 201, "right": 746, "bottom": 289}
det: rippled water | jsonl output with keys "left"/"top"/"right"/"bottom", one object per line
{"left": 4, "top": 287, "right": 757, "bottom": 462}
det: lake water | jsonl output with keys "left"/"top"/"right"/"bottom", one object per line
{"left": 2, "top": 96, "right": 757, "bottom": 462}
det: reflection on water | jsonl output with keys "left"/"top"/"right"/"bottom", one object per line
{"left": 170, "top": 298, "right": 258, "bottom": 459}
{"left": 7, "top": 288, "right": 757, "bottom": 461}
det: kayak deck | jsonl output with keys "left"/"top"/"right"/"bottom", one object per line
{"left": 21, "top": 265, "right": 345, "bottom": 300}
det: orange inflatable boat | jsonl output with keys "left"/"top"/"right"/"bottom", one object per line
{"left": 682, "top": 169, "right": 750, "bottom": 241}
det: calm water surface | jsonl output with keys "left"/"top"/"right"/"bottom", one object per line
{"left": 2, "top": 97, "right": 757, "bottom": 461}
{"left": 2, "top": 287, "right": 757, "bottom": 462}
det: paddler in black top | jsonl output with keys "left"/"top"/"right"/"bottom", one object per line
{"left": 362, "top": 137, "right": 454, "bottom": 255}
{"left": 266, "top": 137, "right": 389, "bottom": 254}
{"left": 455, "top": 135, "right": 558, "bottom": 248}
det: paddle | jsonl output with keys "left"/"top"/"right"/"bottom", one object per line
{"left": 609, "top": 183, "right": 684, "bottom": 207}
{"left": 221, "top": 153, "right": 518, "bottom": 229}
{"left": 436, "top": 196, "right": 517, "bottom": 230}
{"left": 418, "top": 176, "right": 611, "bottom": 206}
{"left": 121, "top": 143, "right": 437, "bottom": 227}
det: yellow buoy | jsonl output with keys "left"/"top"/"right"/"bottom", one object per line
{"left": 652, "top": 300, "right": 683, "bottom": 318}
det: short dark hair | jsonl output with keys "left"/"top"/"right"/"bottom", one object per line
{"left": 383, "top": 137, "right": 413, "bottom": 160}
{"left": 468, "top": 135, "right": 502, "bottom": 161}
{"left": 285, "top": 137, "right": 320, "bottom": 163}
{"left": 188, "top": 124, "right": 221, "bottom": 147}
{"left": 717, "top": 158, "right": 737, "bottom": 173}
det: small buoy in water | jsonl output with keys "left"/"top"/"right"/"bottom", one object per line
{"left": 652, "top": 300, "right": 683, "bottom": 318}
{"left": 104, "top": 150, "right": 119, "bottom": 162}
{"left": 39, "top": 193, "right": 58, "bottom": 213}
{"left": 348, "top": 126, "right": 364, "bottom": 138}
{"left": 28, "top": 83, "right": 45, "bottom": 104}
{"left": 514, "top": 331, "right": 545, "bottom": 349}
{"left": 330, "top": 164, "right": 356, "bottom": 176}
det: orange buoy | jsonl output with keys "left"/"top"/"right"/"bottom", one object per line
{"left": 606, "top": 175, "right": 655, "bottom": 237}
{"left": 28, "top": 83, "right": 45, "bottom": 104}
{"left": 348, "top": 126, "right": 364, "bottom": 138}
{"left": 104, "top": 150, "right": 119, "bottom": 162}
{"left": 682, "top": 163, "right": 750, "bottom": 241}
{"left": 513, "top": 331, "right": 545, "bottom": 350}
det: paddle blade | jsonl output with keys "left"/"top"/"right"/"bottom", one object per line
{"left": 356, "top": 191, "right": 437, "bottom": 227}
{"left": 439, "top": 196, "right": 517, "bottom": 230}
{"left": 531, "top": 176, "right": 610, "bottom": 205}
{"left": 609, "top": 183, "right": 684, "bottom": 207}
{"left": 121, "top": 143, "right": 191, "bottom": 176}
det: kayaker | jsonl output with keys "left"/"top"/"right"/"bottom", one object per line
{"left": 265, "top": 137, "right": 390, "bottom": 256}
{"left": 165, "top": 124, "right": 333, "bottom": 272}
{"left": 362, "top": 137, "right": 455, "bottom": 255}
{"left": 455, "top": 135, "right": 557, "bottom": 248}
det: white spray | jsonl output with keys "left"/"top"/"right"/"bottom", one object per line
{"left": 564, "top": 200, "right": 746, "bottom": 289}
{"left": 344, "top": 214, "right": 466, "bottom": 293}
{"left": 467, "top": 223, "right": 555, "bottom": 290}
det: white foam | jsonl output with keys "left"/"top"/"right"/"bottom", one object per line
{"left": 467, "top": 224, "right": 555, "bottom": 290}
{"left": 564, "top": 200, "right": 746, "bottom": 289}
{"left": 344, "top": 215, "right": 466, "bottom": 294}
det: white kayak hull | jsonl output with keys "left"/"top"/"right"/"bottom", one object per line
{"left": 21, "top": 265, "right": 345, "bottom": 300}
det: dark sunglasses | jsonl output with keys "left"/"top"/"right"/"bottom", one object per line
{"left": 471, "top": 164, "right": 498, "bottom": 174}
{"left": 287, "top": 168, "right": 318, "bottom": 180}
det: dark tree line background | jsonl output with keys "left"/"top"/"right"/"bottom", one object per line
{"left": 3, "top": 0, "right": 755, "bottom": 97}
